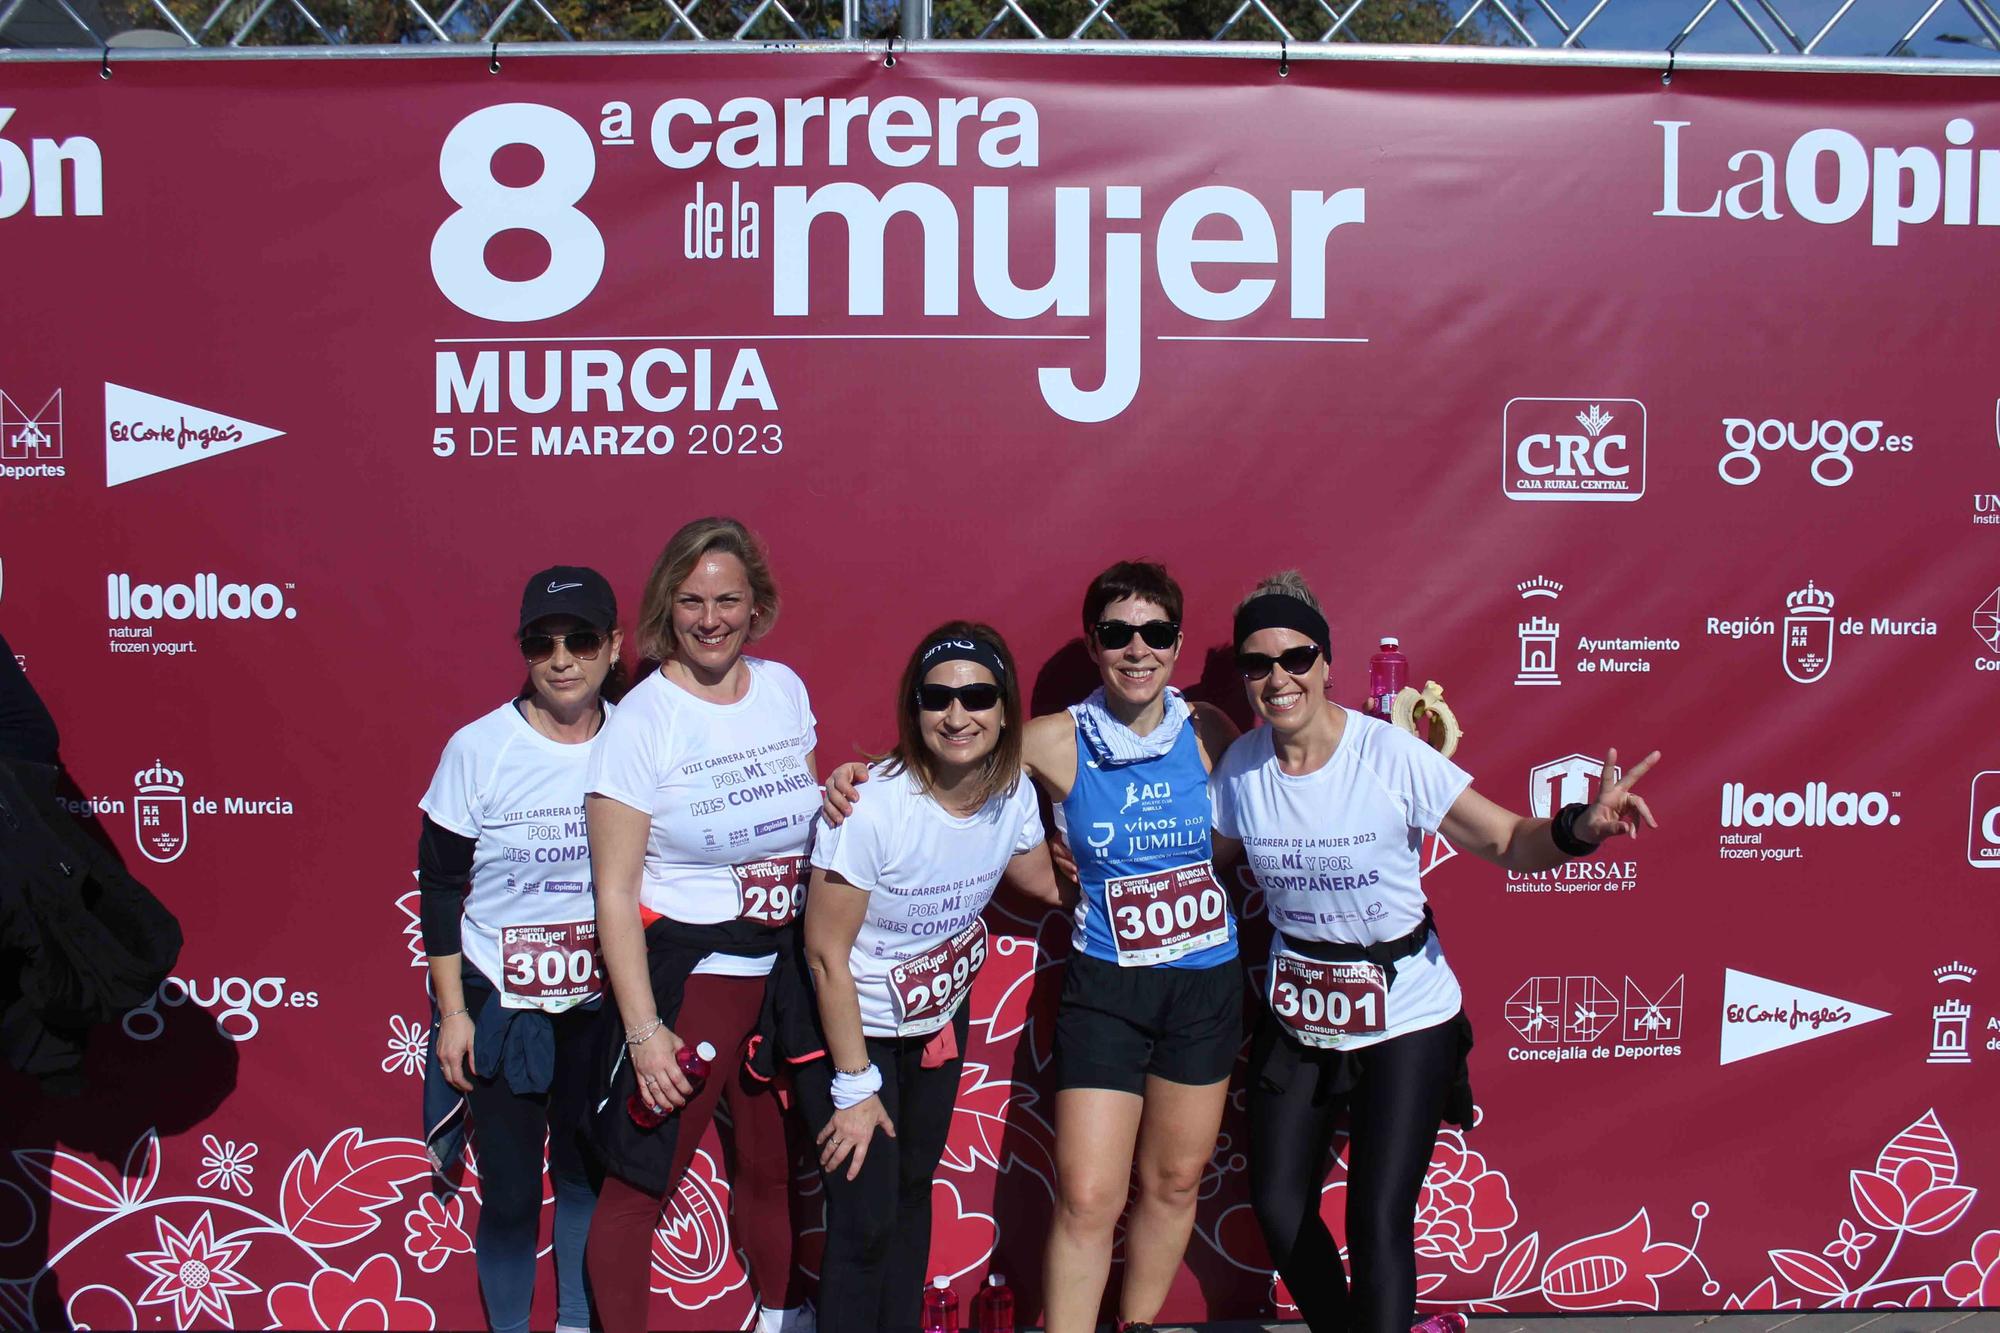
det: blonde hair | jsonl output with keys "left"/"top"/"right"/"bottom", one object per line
{"left": 635, "top": 517, "right": 780, "bottom": 663}
{"left": 1235, "top": 568, "right": 1323, "bottom": 616}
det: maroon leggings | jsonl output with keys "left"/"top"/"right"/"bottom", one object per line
{"left": 587, "top": 971, "right": 804, "bottom": 1333}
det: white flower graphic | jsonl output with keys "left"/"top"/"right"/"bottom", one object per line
{"left": 382, "top": 1015, "right": 430, "bottom": 1077}
{"left": 195, "top": 1135, "right": 258, "bottom": 1197}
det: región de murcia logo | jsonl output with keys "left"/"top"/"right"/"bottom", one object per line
{"left": 58, "top": 759, "right": 298, "bottom": 865}
{"left": 1704, "top": 579, "right": 1935, "bottom": 683}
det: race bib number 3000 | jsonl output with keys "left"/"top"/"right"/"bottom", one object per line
{"left": 1267, "top": 952, "right": 1387, "bottom": 1047}
{"left": 499, "top": 921, "right": 603, "bottom": 1011}
{"left": 733, "top": 855, "right": 809, "bottom": 926}
{"left": 889, "top": 919, "right": 989, "bottom": 1037}
{"left": 1105, "top": 860, "right": 1229, "bottom": 967}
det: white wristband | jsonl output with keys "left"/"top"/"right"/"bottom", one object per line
{"left": 830, "top": 1063, "right": 883, "bottom": 1110}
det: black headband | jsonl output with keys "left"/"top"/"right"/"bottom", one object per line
{"left": 1233, "top": 593, "right": 1329, "bottom": 652}
{"left": 919, "top": 633, "right": 1008, "bottom": 684}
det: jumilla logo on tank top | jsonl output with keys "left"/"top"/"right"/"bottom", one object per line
{"left": 105, "top": 572, "right": 298, "bottom": 657}
{"left": 58, "top": 759, "right": 297, "bottom": 866}
{"left": 429, "top": 97, "right": 1368, "bottom": 439}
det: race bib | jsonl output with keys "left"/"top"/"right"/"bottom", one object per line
{"left": 1267, "top": 951, "right": 1387, "bottom": 1047}
{"left": 888, "top": 920, "right": 989, "bottom": 1037}
{"left": 499, "top": 921, "right": 603, "bottom": 1011}
{"left": 1105, "top": 860, "right": 1229, "bottom": 967}
{"left": 733, "top": 855, "right": 808, "bottom": 926}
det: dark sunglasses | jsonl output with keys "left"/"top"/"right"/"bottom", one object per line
{"left": 1237, "top": 644, "right": 1323, "bottom": 680}
{"left": 916, "top": 682, "right": 1003, "bottom": 713}
{"left": 520, "top": 630, "right": 607, "bottom": 663}
{"left": 1093, "top": 619, "right": 1180, "bottom": 651}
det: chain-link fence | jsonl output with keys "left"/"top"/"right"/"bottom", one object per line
{"left": 3, "top": 0, "right": 1997, "bottom": 64}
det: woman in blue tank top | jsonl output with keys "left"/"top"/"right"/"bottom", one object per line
{"left": 823, "top": 560, "right": 1240, "bottom": 1333}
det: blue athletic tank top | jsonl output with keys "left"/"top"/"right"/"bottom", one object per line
{"left": 1061, "top": 719, "right": 1238, "bottom": 969}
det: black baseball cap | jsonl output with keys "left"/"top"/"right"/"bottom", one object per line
{"left": 518, "top": 566, "right": 618, "bottom": 634}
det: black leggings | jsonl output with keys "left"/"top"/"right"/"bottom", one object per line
{"left": 1248, "top": 1012, "right": 1464, "bottom": 1333}
{"left": 791, "top": 1008, "right": 968, "bottom": 1333}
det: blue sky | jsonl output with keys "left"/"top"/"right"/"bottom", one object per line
{"left": 1471, "top": 0, "right": 1998, "bottom": 59}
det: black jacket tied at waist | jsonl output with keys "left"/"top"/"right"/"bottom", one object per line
{"left": 589, "top": 913, "right": 820, "bottom": 1196}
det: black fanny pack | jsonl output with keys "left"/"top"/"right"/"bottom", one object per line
{"left": 1277, "top": 905, "right": 1434, "bottom": 989}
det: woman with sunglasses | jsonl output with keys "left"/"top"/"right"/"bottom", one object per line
{"left": 1211, "top": 571, "right": 1658, "bottom": 1333}
{"left": 825, "top": 560, "right": 1240, "bottom": 1333}
{"left": 585, "top": 517, "right": 815, "bottom": 1333}
{"left": 417, "top": 566, "right": 625, "bottom": 1333}
{"left": 801, "top": 623, "right": 1062, "bottom": 1333}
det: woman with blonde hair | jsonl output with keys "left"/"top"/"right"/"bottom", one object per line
{"left": 584, "top": 517, "right": 816, "bottom": 1333}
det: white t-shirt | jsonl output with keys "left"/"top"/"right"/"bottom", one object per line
{"left": 586, "top": 658, "right": 819, "bottom": 976}
{"left": 420, "top": 700, "right": 614, "bottom": 1002}
{"left": 810, "top": 763, "right": 1044, "bottom": 1038}
{"left": 1211, "top": 709, "right": 1473, "bottom": 1050}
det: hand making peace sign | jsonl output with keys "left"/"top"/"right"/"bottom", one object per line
{"left": 1578, "top": 748, "right": 1660, "bottom": 843}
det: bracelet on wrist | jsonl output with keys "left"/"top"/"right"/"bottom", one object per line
{"left": 1551, "top": 802, "right": 1601, "bottom": 858}
{"left": 625, "top": 1018, "right": 664, "bottom": 1047}
{"left": 439, "top": 1007, "right": 470, "bottom": 1022}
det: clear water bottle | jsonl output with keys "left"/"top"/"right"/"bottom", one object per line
{"left": 626, "top": 1040, "right": 716, "bottom": 1128}
{"left": 921, "top": 1276, "right": 959, "bottom": 1333}
{"left": 971, "top": 1273, "right": 1013, "bottom": 1333}
{"left": 1367, "top": 636, "right": 1408, "bottom": 719}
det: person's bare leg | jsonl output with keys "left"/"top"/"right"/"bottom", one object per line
{"left": 1117, "top": 1075, "right": 1229, "bottom": 1326}
{"left": 1041, "top": 1087, "right": 1144, "bottom": 1333}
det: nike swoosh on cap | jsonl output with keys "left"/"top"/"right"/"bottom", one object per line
{"left": 548, "top": 581, "right": 584, "bottom": 593}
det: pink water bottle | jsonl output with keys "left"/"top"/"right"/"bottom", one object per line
{"left": 971, "top": 1273, "right": 1014, "bottom": 1333}
{"left": 1368, "top": 636, "right": 1408, "bottom": 718}
{"left": 626, "top": 1040, "right": 716, "bottom": 1128}
{"left": 921, "top": 1276, "right": 959, "bottom": 1333}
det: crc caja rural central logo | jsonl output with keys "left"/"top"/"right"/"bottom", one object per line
{"left": 1502, "top": 398, "right": 1646, "bottom": 502}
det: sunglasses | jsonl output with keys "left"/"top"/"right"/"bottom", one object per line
{"left": 1237, "top": 645, "right": 1323, "bottom": 680}
{"left": 916, "top": 682, "right": 1003, "bottom": 713}
{"left": 520, "top": 630, "right": 607, "bottom": 663}
{"left": 1093, "top": 620, "right": 1180, "bottom": 651}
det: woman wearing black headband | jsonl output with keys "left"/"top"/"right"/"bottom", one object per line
{"left": 824, "top": 560, "right": 1243, "bottom": 1333}
{"left": 1209, "top": 571, "right": 1658, "bottom": 1333}
{"left": 800, "top": 623, "right": 1063, "bottom": 1333}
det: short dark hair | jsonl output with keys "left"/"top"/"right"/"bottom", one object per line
{"left": 884, "top": 621, "right": 1024, "bottom": 812}
{"left": 1080, "top": 560, "right": 1184, "bottom": 638}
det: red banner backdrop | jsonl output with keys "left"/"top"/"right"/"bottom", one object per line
{"left": 4, "top": 48, "right": 2000, "bottom": 1330}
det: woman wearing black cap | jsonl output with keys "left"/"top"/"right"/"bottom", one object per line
{"left": 417, "top": 566, "right": 625, "bottom": 1333}
{"left": 801, "top": 622, "right": 1062, "bottom": 1333}
{"left": 1209, "top": 571, "right": 1658, "bottom": 1333}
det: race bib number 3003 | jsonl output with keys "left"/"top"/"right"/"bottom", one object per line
{"left": 1105, "top": 860, "right": 1229, "bottom": 967}
{"left": 1267, "top": 952, "right": 1387, "bottom": 1047}
{"left": 888, "top": 919, "right": 989, "bottom": 1037}
{"left": 499, "top": 921, "right": 603, "bottom": 1011}
{"left": 733, "top": 855, "right": 809, "bottom": 926}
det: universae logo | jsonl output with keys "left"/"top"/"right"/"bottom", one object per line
{"left": 1502, "top": 398, "right": 1645, "bottom": 502}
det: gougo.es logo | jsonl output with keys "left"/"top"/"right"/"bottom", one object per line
{"left": 123, "top": 974, "right": 319, "bottom": 1042}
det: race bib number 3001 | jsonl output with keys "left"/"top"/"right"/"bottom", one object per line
{"left": 733, "top": 855, "right": 809, "bottom": 926}
{"left": 499, "top": 920, "right": 603, "bottom": 1011}
{"left": 1267, "top": 952, "right": 1387, "bottom": 1047}
{"left": 889, "top": 919, "right": 988, "bottom": 1037}
{"left": 1105, "top": 860, "right": 1229, "bottom": 967}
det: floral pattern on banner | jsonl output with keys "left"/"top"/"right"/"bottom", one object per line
{"left": 401, "top": 1194, "right": 471, "bottom": 1274}
{"left": 1726, "top": 1109, "right": 1982, "bottom": 1312}
{"left": 1201, "top": 1112, "right": 1719, "bottom": 1314}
